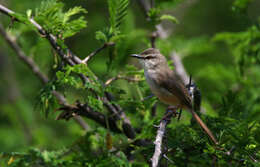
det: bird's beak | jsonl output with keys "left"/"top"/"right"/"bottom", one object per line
{"left": 130, "top": 54, "right": 144, "bottom": 59}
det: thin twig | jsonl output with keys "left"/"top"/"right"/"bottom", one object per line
{"left": 0, "top": 23, "right": 89, "bottom": 131}
{"left": 150, "top": 31, "right": 158, "bottom": 48}
{"left": 82, "top": 43, "right": 114, "bottom": 64}
{"left": 105, "top": 75, "right": 142, "bottom": 86}
{"left": 0, "top": 24, "right": 48, "bottom": 83}
{"left": 163, "top": 154, "right": 174, "bottom": 165}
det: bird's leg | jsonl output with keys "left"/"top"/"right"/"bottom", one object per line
{"left": 143, "top": 94, "right": 154, "bottom": 101}
{"left": 177, "top": 108, "right": 182, "bottom": 121}
{"left": 161, "top": 106, "right": 178, "bottom": 121}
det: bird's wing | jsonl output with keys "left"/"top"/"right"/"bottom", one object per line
{"left": 157, "top": 71, "right": 192, "bottom": 109}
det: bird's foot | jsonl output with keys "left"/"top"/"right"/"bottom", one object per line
{"left": 161, "top": 106, "right": 178, "bottom": 122}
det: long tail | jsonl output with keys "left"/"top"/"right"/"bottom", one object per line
{"left": 189, "top": 109, "right": 218, "bottom": 145}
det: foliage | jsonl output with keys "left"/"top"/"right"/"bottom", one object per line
{"left": 95, "top": 0, "right": 129, "bottom": 43}
{"left": 213, "top": 26, "right": 260, "bottom": 75}
{"left": 35, "top": 0, "right": 87, "bottom": 39}
{"left": 147, "top": 8, "right": 178, "bottom": 27}
{"left": 232, "top": 0, "right": 253, "bottom": 13}
{"left": 0, "top": 0, "right": 260, "bottom": 166}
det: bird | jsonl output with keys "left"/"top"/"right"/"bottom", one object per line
{"left": 131, "top": 48, "right": 218, "bottom": 145}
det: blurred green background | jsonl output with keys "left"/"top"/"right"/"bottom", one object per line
{"left": 0, "top": 0, "right": 260, "bottom": 156}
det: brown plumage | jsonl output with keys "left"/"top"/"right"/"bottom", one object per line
{"left": 131, "top": 48, "right": 218, "bottom": 145}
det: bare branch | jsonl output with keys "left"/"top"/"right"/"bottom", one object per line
{"left": 151, "top": 108, "right": 177, "bottom": 167}
{"left": 0, "top": 4, "right": 14, "bottom": 16}
{"left": 82, "top": 42, "right": 114, "bottom": 64}
{"left": 0, "top": 24, "right": 48, "bottom": 83}
{"left": 170, "top": 52, "right": 190, "bottom": 84}
{"left": 105, "top": 74, "right": 141, "bottom": 86}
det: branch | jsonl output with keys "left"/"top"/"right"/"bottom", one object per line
{"left": 105, "top": 74, "right": 141, "bottom": 86}
{"left": 0, "top": 4, "right": 137, "bottom": 140}
{"left": 0, "top": 24, "right": 48, "bottom": 83}
{"left": 57, "top": 102, "right": 122, "bottom": 133}
{"left": 170, "top": 52, "right": 190, "bottom": 84}
{"left": 0, "top": 23, "right": 89, "bottom": 131}
{"left": 82, "top": 42, "right": 114, "bottom": 64}
{"left": 104, "top": 93, "right": 137, "bottom": 139}
{"left": 0, "top": 4, "right": 15, "bottom": 17}
{"left": 151, "top": 108, "right": 177, "bottom": 167}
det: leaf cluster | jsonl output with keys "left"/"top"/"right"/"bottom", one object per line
{"left": 213, "top": 26, "right": 260, "bottom": 75}
{"left": 95, "top": 0, "right": 129, "bottom": 43}
{"left": 34, "top": 0, "right": 87, "bottom": 39}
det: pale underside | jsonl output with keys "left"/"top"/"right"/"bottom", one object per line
{"left": 144, "top": 67, "right": 191, "bottom": 110}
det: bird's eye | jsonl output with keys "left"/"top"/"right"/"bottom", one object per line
{"left": 144, "top": 55, "right": 156, "bottom": 59}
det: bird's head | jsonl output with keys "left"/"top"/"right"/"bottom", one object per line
{"left": 130, "top": 48, "right": 167, "bottom": 70}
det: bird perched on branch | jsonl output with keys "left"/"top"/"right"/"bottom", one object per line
{"left": 131, "top": 48, "right": 218, "bottom": 145}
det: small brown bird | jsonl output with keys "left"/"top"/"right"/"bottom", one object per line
{"left": 131, "top": 48, "right": 218, "bottom": 145}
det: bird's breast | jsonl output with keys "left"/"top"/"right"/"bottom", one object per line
{"left": 144, "top": 70, "right": 181, "bottom": 106}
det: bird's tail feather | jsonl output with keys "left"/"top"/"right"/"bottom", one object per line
{"left": 189, "top": 109, "right": 218, "bottom": 145}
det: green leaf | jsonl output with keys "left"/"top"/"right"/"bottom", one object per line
{"left": 36, "top": 82, "right": 58, "bottom": 118}
{"left": 26, "top": 9, "right": 32, "bottom": 18}
{"left": 232, "top": 0, "right": 253, "bottom": 13}
{"left": 87, "top": 96, "right": 103, "bottom": 112}
{"left": 63, "top": 6, "right": 87, "bottom": 23}
{"left": 160, "top": 14, "right": 179, "bottom": 24}
{"left": 96, "top": 31, "right": 108, "bottom": 43}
